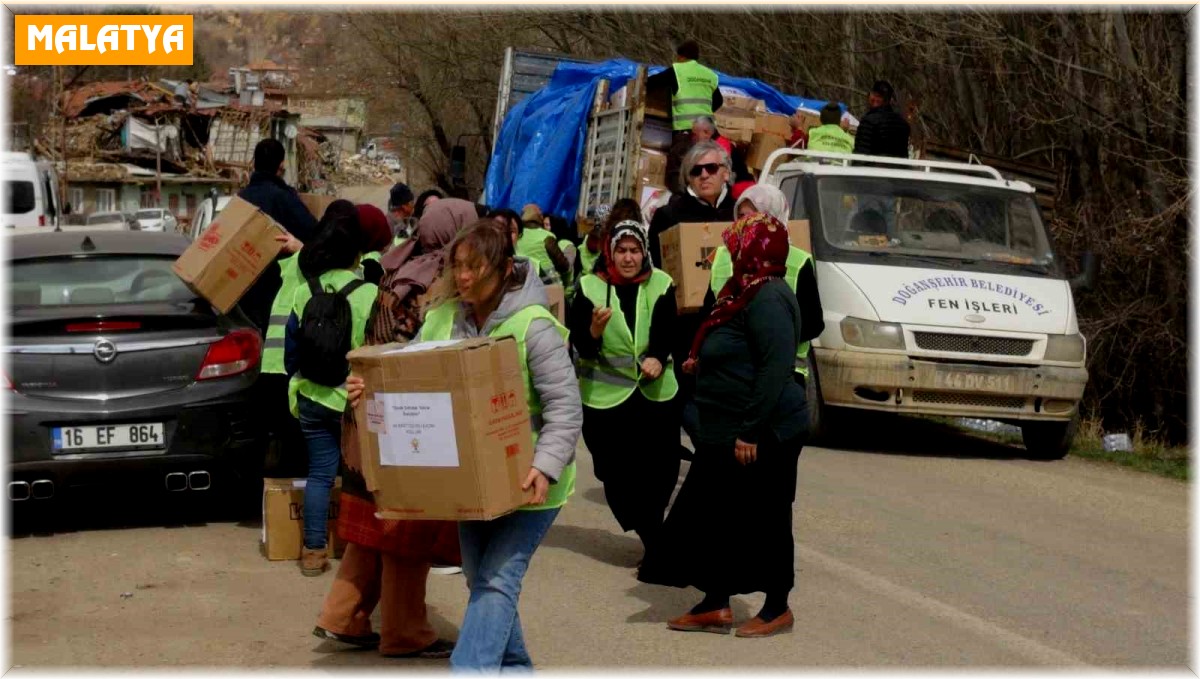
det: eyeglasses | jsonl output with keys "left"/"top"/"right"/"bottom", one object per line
{"left": 689, "top": 163, "right": 723, "bottom": 178}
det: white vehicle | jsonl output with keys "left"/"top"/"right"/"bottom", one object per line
{"left": 2, "top": 152, "right": 60, "bottom": 230}
{"left": 761, "top": 149, "right": 1095, "bottom": 459}
{"left": 188, "top": 194, "right": 232, "bottom": 240}
{"left": 80, "top": 212, "right": 133, "bottom": 231}
{"left": 132, "top": 208, "right": 178, "bottom": 233}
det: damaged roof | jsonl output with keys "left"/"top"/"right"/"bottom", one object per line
{"left": 62, "top": 80, "right": 170, "bottom": 118}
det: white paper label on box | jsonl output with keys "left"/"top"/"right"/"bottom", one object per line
{"left": 379, "top": 339, "right": 464, "bottom": 356}
{"left": 292, "top": 479, "right": 306, "bottom": 489}
{"left": 365, "top": 399, "right": 386, "bottom": 434}
{"left": 375, "top": 392, "right": 460, "bottom": 467}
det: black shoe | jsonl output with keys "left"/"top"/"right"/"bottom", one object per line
{"left": 382, "top": 638, "right": 456, "bottom": 659}
{"left": 312, "top": 625, "right": 381, "bottom": 648}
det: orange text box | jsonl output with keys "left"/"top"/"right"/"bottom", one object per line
{"left": 14, "top": 15, "right": 193, "bottom": 66}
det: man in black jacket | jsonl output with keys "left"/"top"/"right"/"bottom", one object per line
{"left": 852, "top": 80, "right": 910, "bottom": 159}
{"left": 237, "top": 138, "right": 319, "bottom": 334}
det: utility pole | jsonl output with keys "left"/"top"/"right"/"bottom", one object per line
{"left": 155, "top": 117, "right": 163, "bottom": 206}
{"left": 54, "top": 65, "right": 69, "bottom": 213}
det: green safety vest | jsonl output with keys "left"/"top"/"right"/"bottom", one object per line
{"left": 262, "top": 254, "right": 303, "bottom": 376}
{"left": 516, "top": 227, "right": 556, "bottom": 278}
{"left": 576, "top": 270, "right": 679, "bottom": 409}
{"left": 807, "top": 124, "right": 854, "bottom": 155}
{"left": 671, "top": 60, "right": 719, "bottom": 131}
{"left": 709, "top": 245, "right": 813, "bottom": 378}
{"left": 288, "top": 269, "right": 378, "bottom": 417}
{"left": 356, "top": 250, "right": 382, "bottom": 278}
{"left": 558, "top": 239, "right": 577, "bottom": 295}
{"left": 580, "top": 247, "right": 600, "bottom": 277}
{"left": 420, "top": 301, "right": 576, "bottom": 512}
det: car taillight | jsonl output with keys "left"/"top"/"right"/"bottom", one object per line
{"left": 66, "top": 320, "right": 142, "bottom": 333}
{"left": 196, "top": 329, "right": 261, "bottom": 381}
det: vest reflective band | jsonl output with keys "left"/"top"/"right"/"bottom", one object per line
{"left": 709, "top": 245, "right": 813, "bottom": 377}
{"left": 288, "top": 269, "right": 378, "bottom": 417}
{"left": 516, "top": 227, "right": 556, "bottom": 277}
{"left": 576, "top": 270, "right": 679, "bottom": 408}
{"left": 421, "top": 301, "right": 576, "bottom": 511}
{"left": 807, "top": 124, "right": 855, "bottom": 155}
{"left": 262, "top": 254, "right": 302, "bottom": 375}
{"left": 671, "top": 60, "right": 719, "bottom": 131}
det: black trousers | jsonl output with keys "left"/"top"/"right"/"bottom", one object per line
{"left": 258, "top": 373, "right": 309, "bottom": 478}
{"left": 581, "top": 391, "right": 681, "bottom": 537}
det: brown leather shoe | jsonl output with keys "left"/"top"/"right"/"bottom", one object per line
{"left": 300, "top": 548, "right": 328, "bottom": 576}
{"left": 667, "top": 607, "right": 733, "bottom": 634}
{"left": 735, "top": 609, "right": 795, "bottom": 638}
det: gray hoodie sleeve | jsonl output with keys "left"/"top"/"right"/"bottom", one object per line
{"left": 524, "top": 317, "right": 582, "bottom": 482}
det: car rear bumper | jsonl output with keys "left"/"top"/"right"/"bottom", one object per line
{"left": 815, "top": 348, "right": 1088, "bottom": 421}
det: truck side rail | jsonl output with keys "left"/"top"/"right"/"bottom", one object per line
{"left": 759, "top": 149, "right": 1007, "bottom": 184}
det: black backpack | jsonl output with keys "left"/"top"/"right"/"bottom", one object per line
{"left": 297, "top": 276, "right": 366, "bottom": 387}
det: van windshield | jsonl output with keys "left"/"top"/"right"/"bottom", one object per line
{"left": 815, "top": 176, "right": 1061, "bottom": 277}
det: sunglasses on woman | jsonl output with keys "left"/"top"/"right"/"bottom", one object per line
{"left": 689, "top": 162, "right": 723, "bottom": 178}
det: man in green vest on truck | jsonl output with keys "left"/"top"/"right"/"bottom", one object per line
{"left": 807, "top": 101, "right": 856, "bottom": 157}
{"left": 648, "top": 39, "right": 724, "bottom": 192}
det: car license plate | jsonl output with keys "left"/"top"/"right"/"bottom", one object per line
{"left": 52, "top": 423, "right": 166, "bottom": 452}
{"left": 933, "top": 369, "right": 1016, "bottom": 393}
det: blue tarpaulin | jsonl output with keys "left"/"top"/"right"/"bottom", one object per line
{"left": 483, "top": 58, "right": 848, "bottom": 221}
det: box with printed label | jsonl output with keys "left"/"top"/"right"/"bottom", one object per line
{"left": 262, "top": 477, "right": 344, "bottom": 561}
{"left": 298, "top": 193, "right": 337, "bottom": 220}
{"left": 172, "top": 196, "right": 285, "bottom": 314}
{"left": 347, "top": 338, "right": 535, "bottom": 521}
{"left": 658, "top": 222, "right": 727, "bottom": 312}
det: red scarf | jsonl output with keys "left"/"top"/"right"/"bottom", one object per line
{"left": 595, "top": 220, "right": 653, "bottom": 286}
{"left": 686, "top": 213, "right": 790, "bottom": 369}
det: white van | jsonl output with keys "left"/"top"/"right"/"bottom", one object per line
{"left": 761, "top": 149, "right": 1095, "bottom": 459}
{"left": 187, "top": 193, "right": 232, "bottom": 241}
{"left": 2, "top": 152, "right": 60, "bottom": 230}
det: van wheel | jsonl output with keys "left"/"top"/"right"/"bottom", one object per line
{"left": 1020, "top": 416, "right": 1077, "bottom": 460}
{"left": 805, "top": 355, "right": 839, "bottom": 445}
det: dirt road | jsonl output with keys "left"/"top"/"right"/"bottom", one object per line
{"left": 7, "top": 417, "right": 1189, "bottom": 669}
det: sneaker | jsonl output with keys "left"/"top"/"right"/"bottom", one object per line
{"left": 312, "top": 625, "right": 380, "bottom": 648}
{"left": 301, "top": 547, "right": 328, "bottom": 576}
{"left": 429, "top": 564, "right": 462, "bottom": 575}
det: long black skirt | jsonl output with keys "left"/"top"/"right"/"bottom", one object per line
{"left": 638, "top": 430, "right": 804, "bottom": 596}
{"left": 581, "top": 391, "right": 681, "bottom": 534}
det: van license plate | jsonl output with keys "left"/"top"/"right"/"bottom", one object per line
{"left": 52, "top": 423, "right": 165, "bottom": 452}
{"left": 932, "top": 370, "right": 1016, "bottom": 393}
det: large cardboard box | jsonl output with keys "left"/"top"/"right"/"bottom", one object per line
{"left": 262, "top": 477, "right": 344, "bottom": 561}
{"left": 348, "top": 338, "right": 536, "bottom": 521}
{"left": 721, "top": 93, "right": 766, "bottom": 112}
{"left": 755, "top": 111, "right": 793, "bottom": 139}
{"left": 637, "top": 148, "right": 668, "bottom": 189}
{"left": 658, "top": 222, "right": 726, "bottom": 312}
{"left": 747, "top": 133, "right": 787, "bottom": 171}
{"left": 299, "top": 193, "right": 337, "bottom": 220}
{"left": 544, "top": 284, "right": 566, "bottom": 324}
{"left": 714, "top": 109, "right": 755, "bottom": 144}
{"left": 172, "top": 196, "right": 285, "bottom": 314}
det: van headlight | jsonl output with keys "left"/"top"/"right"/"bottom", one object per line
{"left": 1044, "top": 333, "right": 1085, "bottom": 362}
{"left": 840, "top": 317, "right": 905, "bottom": 350}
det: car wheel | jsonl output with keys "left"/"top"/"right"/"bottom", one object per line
{"left": 1020, "top": 415, "right": 1077, "bottom": 461}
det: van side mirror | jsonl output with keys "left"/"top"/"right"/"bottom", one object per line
{"left": 1070, "top": 251, "right": 1099, "bottom": 293}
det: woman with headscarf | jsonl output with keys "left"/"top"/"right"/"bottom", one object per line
{"left": 567, "top": 219, "right": 680, "bottom": 559}
{"left": 638, "top": 212, "right": 808, "bottom": 639}
{"left": 310, "top": 198, "right": 479, "bottom": 661}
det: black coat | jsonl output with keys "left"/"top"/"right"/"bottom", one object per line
{"left": 647, "top": 189, "right": 736, "bottom": 269}
{"left": 852, "top": 104, "right": 911, "bottom": 159}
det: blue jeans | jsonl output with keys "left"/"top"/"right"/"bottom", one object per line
{"left": 296, "top": 395, "right": 342, "bottom": 550}
{"left": 450, "top": 507, "right": 561, "bottom": 672}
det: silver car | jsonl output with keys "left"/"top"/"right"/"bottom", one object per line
{"left": 133, "top": 208, "right": 179, "bottom": 233}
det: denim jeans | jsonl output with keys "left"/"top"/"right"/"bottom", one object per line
{"left": 296, "top": 395, "right": 342, "bottom": 550}
{"left": 450, "top": 507, "right": 561, "bottom": 672}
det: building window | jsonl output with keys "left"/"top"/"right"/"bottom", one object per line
{"left": 168, "top": 194, "right": 180, "bottom": 216}
{"left": 68, "top": 188, "right": 83, "bottom": 214}
{"left": 96, "top": 188, "right": 116, "bottom": 213}
{"left": 140, "top": 191, "right": 156, "bottom": 209}
{"left": 185, "top": 193, "right": 197, "bottom": 215}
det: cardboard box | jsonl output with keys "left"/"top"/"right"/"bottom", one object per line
{"left": 658, "top": 222, "right": 727, "bottom": 312}
{"left": 299, "top": 193, "right": 337, "bottom": 220}
{"left": 637, "top": 148, "right": 668, "bottom": 189}
{"left": 641, "top": 118, "right": 674, "bottom": 150}
{"left": 172, "top": 196, "right": 285, "bottom": 314}
{"left": 262, "top": 477, "right": 345, "bottom": 561}
{"left": 748, "top": 133, "right": 787, "bottom": 171}
{"left": 787, "top": 219, "right": 812, "bottom": 254}
{"left": 714, "top": 109, "right": 755, "bottom": 144}
{"left": 544, "top": 284, "right": 566, "bottom": 324}
{"left": 755, "top": 112, "right": 793, "bottom": 139}
{"left": 645, "top": 78, "right": 672, "bottom": 119}
{"left": 348, "top": 338, "right": 536, "bottom": 521}
{"left": 722, "top": 94, "right": 765, "bottom": 112}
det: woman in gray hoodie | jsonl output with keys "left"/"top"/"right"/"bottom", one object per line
{"left": 417, "top": 220, "right": 583, "bottom": 671}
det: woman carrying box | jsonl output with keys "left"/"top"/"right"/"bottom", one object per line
{"left": 567, "top": 219, "right": 680, "bottom": 561}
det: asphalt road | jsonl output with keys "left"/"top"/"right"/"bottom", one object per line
{"left": 6, "top": 415, "right": 1190, "bottom": 669}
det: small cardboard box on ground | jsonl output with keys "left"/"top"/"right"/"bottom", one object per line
{"left": 658, "top": 222, "right": 727, "bottom": 312}
{"left": 298, "top": 193, "right": 337, "bottom": 220}
{"left": 262, "top": 477, "right": 345, "bottom": 560}
{"left": 748, "top": 132, "right": 787, "bottom": 171}
{"left": 348, "top": 338, "right": 535, "bottom": 522}
{"left": 172, "top": 196, "right": 285, "bottom": 314}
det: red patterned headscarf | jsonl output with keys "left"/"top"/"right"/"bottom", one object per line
{"left": 686, "top": 213, "right": 791, "bottom": 367}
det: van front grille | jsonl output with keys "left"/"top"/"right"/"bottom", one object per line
{"left": 913, "top": 332, "right": 1034, "bottom": 356}
{"left": 912, "top": 391, "right": 1027, "bottom": 410}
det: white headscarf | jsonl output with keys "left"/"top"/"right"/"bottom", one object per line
{"left": 734, "top": 184, "right": 790, "bottom": 224}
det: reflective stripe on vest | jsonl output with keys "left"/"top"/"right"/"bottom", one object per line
{"left": 709, "top": 245, "right": 813, "bottom": 377}
{"left": 516, "top": 227, "right": 556, "bottom": 277}
{"left": 421, "top": 301, "right": 576, "bottom": 511}
{"left": 288, "top": 269, "right": 378, "bottom": 417}
{"left": 807, "top": 124, "right": 855, "bottom": 155}
{"left": 576, "top": 270, "right": 679, "bottom": 409}
{"left": 262, "top": 255, "right": 301, "bottom": 375}
{"left": 671, "top": 60, "right": 719, "bottom": 131}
